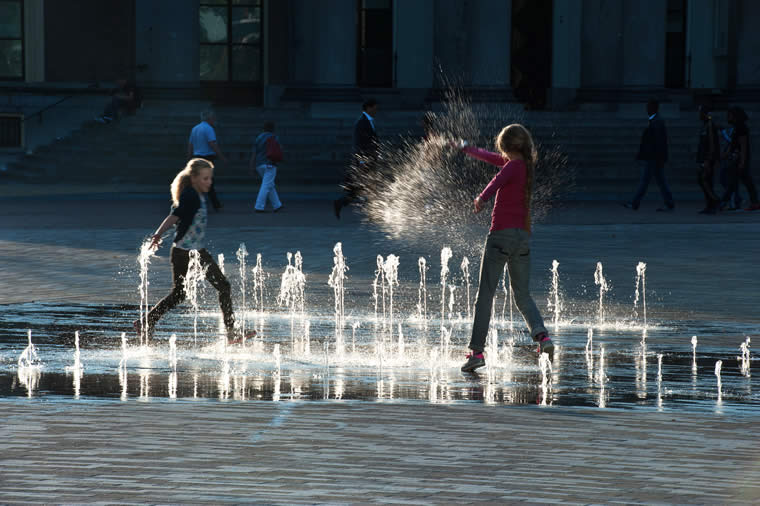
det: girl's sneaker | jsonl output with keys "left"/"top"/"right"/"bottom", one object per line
{"left": 536, "top": 333, "right": 554, "bottom": 359}
{"left": 227, "top": 329, "right": 257, "bottom": 345}
{"left": 461, "top": 351, "right": 485, "bottom": 372}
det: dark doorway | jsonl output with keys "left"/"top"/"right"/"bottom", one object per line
{"left": 665, "top": 0, "right": 687, "bottom": 88}
{"left": 510, "top": 0, "right": 552, "bottom": 109}
{"left": 357, "top": 0, "right": 393, "bottom": 87}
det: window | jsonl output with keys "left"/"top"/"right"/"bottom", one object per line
{"left": 200, "top": 0, "right": 261, "bottom": 82}
{"left": 0, "top": 0, "right": 23, "bottom": 79}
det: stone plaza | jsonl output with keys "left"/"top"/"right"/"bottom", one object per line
{"left": 1, "top": 184, "right": 759, "bottom": 504}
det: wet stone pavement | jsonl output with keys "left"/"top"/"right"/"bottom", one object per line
{"left": 1, "top": 187, "right": 760, "bottom": 503}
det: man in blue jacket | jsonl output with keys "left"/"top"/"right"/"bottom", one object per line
{"left": 623, "top": 100, "right": 675, "bottom": 212}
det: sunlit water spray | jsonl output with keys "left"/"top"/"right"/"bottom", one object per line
{"left": 548, "top": 259, "right": 562, "bottom": 330}
{"left": 594, "top": 262, "right": 609, "bottom": 327}
{"left": 354, "top": 82, "right": 571, "bottom": 252}
{"left": 501, "top": 265, "right": 514, "bottom": 330}
{"left": 739, "top": 337, "right": 751, "bottom": 377}
{"left": 634, "top": 261, "right": 647, "bottom": 329}
{"left": 277, "top": 251, "right": 307, "bottom": 349}
{"left": 183, "top": 249, "right": 207, "bottom": 344}
{"left": 383, "top": 254, "right": 400, "bottom": 345}
{"left": 539, "top": 352, "right": 552, "bottom": 406}
{"left": 597, "top": 344, "right": 607, "bottom": 408}
{"left": 328, "top": 243, "right": 348, "bottom": 352}
{"left": 138, "top": 239, "right": 156, "bottom": 347}
{"left": 169, "top": 334, "right": 177, "bottom": 371}
{"left": 373, "top": 255, "right": 385, "bottom": 327}
{"left": 236, "top": 243, "right": 249, "bottom": 335}
{"left": 440, "top": 247, "right": 453, "bottom": 328}
{"left": 691, "top": 336, "right": 698, "bottom": 375}
{"left": 715, "top": 360, "right": 723, "bottom": 402}
{"left": 416, "top": 257, "right": 428, "bottom": 326}
{"left": 585, "top": 328, "right": 594, "bottom": 381}
{"left": 252, "top": 253, "right": 265, "bottom": 315}
{"left": 460, "top": 256, "right": 471, "bottom": 320}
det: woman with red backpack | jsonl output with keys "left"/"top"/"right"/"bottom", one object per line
{"left": 250, "top": 121, "right": 284, "bottom": 213}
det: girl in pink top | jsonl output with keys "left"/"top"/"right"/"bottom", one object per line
{"left": 457, "top": 124, "right": 553, "bottom": 373}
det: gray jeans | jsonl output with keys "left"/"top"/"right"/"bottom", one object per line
{"left": 469, "top": 228, "right": 547, "bottom": 351}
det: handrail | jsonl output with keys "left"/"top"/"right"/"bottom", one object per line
{"left": 22, "top": 83, "right": 101, "bottom": 124}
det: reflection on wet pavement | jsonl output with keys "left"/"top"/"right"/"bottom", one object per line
{"left": 1, "top": 302, "right": 756, "bottom": 414}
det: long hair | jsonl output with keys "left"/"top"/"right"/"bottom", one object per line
{"left": 170, "top": 158, "right": 214, "bottom": 206}
{"left": 495, "top": 124, "right": 538, "bottom": 228}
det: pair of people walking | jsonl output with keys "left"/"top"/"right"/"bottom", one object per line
{"left": 189, "top": 110, "right": 284, "bottom": 213}
{"left": 693, "top": 105, "right": 759, "bottom": 214}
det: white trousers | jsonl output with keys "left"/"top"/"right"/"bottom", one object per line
{"left": 255, "top": 164, "right": 282, "bottom": 210}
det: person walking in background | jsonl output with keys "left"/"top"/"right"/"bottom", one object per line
{"left": 717, "top": 122, "right": 742, "bottom": 210}
{"left": 188, "top": 110, "right": 227, "bottom": 211}
{"left": 250, "top": 121, "right": 283, "bottom": 213}
{"left": 133, "top": 158, "right": 255, "bottom": 344}
{"left": 334, "top": 98, "right": 379, "bottom": 219}
{"left": 623, "top": 100, "right": 675, "bottom": 212}
{"left": 696, "top": 105, "right": 721, "bottom": 214}
{"left": 452, "top": 124, "right": 553, "bottom": 373}
{"left": 720, "top": 107, "right": 760, "bottom": 211}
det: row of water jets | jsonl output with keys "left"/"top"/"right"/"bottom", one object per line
{"left": 14, "top": 238, "right": 754, "bottom": 405}
{"left": 139, "top": 241, "right": 650, "bottom": 351}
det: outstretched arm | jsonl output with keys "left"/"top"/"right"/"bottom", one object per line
{"left": 462, "top": 145, "right": 508, "bottom": 167}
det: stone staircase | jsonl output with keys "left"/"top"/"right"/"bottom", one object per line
{"left": 4, "top": 98, "right": 753, "bottom": 195}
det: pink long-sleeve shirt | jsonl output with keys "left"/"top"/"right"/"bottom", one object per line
{"left": 463, "top": 146, "right": 530, "bottom": 233}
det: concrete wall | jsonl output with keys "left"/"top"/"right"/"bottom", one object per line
{"left": 581, "top": 0, "right": 624, "bottom": 87}
{"left": 735, "top": 0, "right": 760, "bottom": 87}
{"left": 134, "top": 0, "right": 199, "bottom": 87}
{"left": 394, "top": 0, "right": 434, "bottom": 88}
{"left": 433, "top": 0, "right": 470, "bottom": 84}
{"left": 552, "top": 0, "right": 582, "bottom": 106}
{"left": 44, "top": 0, "right": 135, "bottom": 82}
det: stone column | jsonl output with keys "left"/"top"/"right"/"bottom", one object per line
{"left": 622, "top": 0, "right": 666, "bottom": 88}
{"left": 24, "top": 0, "right": 45, "bottom": 82}
{"left": 735, "top": 0, "right": 760, "bottom": 87}
{"left": 135, "top": 0, "right": 199, "bottom": 86}
{"left": 313, "top": 0, "right": 356, "bottom": 86}
{"left": 552, "top": 0, "right": 582, "bottom": 107}
{"left": 394, "top": 0, "right": 433, "bottom": 88}
{"left": 290, "top": 0, "right": 316, "bottom": 84}
{"left": 468, "top": 0, "right": 511, "bottom": 86}
{"left": 581, "top": 0, "right": 624, "bottom": 87}
{"left": 433, "top": 0, "right": 468, "bottom": 84}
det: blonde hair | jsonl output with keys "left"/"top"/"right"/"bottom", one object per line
{"left": 170, "top": 158, "right": 214, "bottom": 206}
{"left": 495, "top": 124, "right": 537, "bottom": 230}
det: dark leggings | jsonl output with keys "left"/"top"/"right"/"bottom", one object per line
{"left": 146, "top": 247, "right": 235, "bottom": 336}
{"left": 721, "top": 161, "right": 758, "bottom": 205}
{"left": 697, "top": 161, "right": 720, "bottom": 207}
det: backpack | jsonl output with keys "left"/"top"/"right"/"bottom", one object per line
{"left": 265, "top": 136, "right": 283, "bottom": 163}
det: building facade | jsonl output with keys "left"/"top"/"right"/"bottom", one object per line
{"left": 4, "top": 0, "right": 759, "bottom": 108}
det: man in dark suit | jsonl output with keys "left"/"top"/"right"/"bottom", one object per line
{"left": 623, "top": 100, "right": 675, "bottom": 212}
{"left": 334, "top": 98, "right": 379, "bottom": 219}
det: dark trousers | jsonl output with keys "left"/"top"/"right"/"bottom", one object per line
{"left": 195, "top": 154, "right": 221, "bottom": 209}
{"left": 697, "top": 161, "right": 720, "bottom": 208}
{"left": 146, "top": 247, "right": 235, "bottom": 336}
{"left": 632, "top": 160, "right": 674, "bottom": 208}
{"left": 469, "top": 229, "right": 547, "bottom": 352}
{"left": 721, "top": 161, "right": 758, "bottom": 205}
